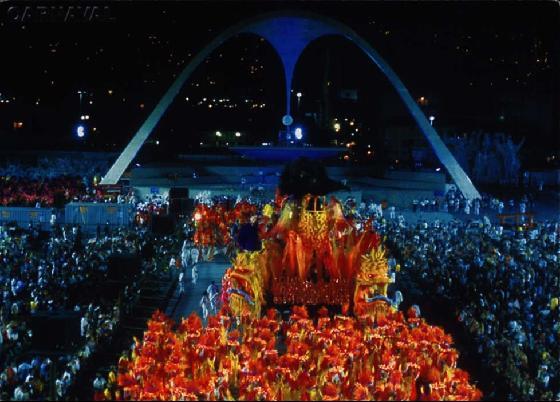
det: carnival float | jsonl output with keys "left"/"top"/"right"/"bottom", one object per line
{"left": 102, "top": 159, "right": 482, "bottom": 401}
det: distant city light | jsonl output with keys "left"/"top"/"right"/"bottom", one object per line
{"left": 76, "top": 125, "right": 85, "bottom": 138}
{"left": 294, "top": 127, "right": 303, "bottom": 140}
{"left": 436, "top": 167, "right": 441, "bottom": 171}
{"left": 235, "top": 132, "right": 241, "bottom": 137}
{"left": 296, "top": 92, "right": 302, "bottom": 98}
{"left": 334, "top": 122, "right": 341, "bottom": 132}
{"left": 215, "top": 131, "right": 222, "bottom": 137}
{"left": 156, "top": 140, "right": 160, "bottom": 145}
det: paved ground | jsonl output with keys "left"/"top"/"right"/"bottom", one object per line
{"left": 166, "top": 257, "right": 230, "bottom": 322}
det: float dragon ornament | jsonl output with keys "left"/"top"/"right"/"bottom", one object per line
{"left": 354, "top": 245, "right": 396, "bottom": 320}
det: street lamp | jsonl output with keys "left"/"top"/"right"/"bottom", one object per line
{"left": 294, "top": 127, "right": 303, "bottom": 141}
{"left": 429, "top": 115, "right": 435, "bottom": 126}
{"left": 77, "top": 91, "right": 83, "bottom": 116}
{"left": 235, "top": 132, "right": 241, "bottom": 137}
{"left": 76, "top": 125, "right": 85, "bottom": 138}
{"left": 296, "top": 92, "right": 302, "bottom": 110}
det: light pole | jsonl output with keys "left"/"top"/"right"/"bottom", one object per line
{"left": 296, "top": 92, "right": 302, "bottom": 111}
{"left": 429, "top": 115, "right": 435, "bottom": 126}
{"left": 77, "top": 91, "right": 84, "bottom": 116}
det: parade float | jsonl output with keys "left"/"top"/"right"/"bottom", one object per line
{"left": 222, "top": 194, "right": 387, "bottom": 321}
{"left": 103, "top": 159, "right": 482, "bottom": 401}
{"left": 193, "top": 199, "right": 257, "bottom": 260}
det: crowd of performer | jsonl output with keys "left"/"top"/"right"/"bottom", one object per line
{"left": 101, "top": 305, "right": 481, "bottom": 400}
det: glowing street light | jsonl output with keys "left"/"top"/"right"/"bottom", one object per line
{"left": 429, "top": 115, "right": 435, "bottom": 126}
{"left": 294, "top": 127, "right": 303, "bottom": 140}
{"left": 334, "top": 122, "right": 341, "bottom": 132}
{"left": 296, "top": 92, "right": 302, "bottom": 110}
{"left": 215, "top": 131, "right": 222, "bottom": 137}
{"left": 76, "top": 125, "right": 85, "bottom": 138}
{"left": 235, "top": 132, "right": 241, "bottom": 137}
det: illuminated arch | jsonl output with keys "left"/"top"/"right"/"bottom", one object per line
{"left": 102, "top": 11, "right": 480, "bottom": 200}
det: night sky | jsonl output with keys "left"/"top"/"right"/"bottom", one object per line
{"left": 0, "top": 1, "right": 558, "bottom": 167}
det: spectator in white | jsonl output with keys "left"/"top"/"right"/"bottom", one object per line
{"left": 181, "top": 240, "right": 190, "bottom": 270}
{"left": 169, "top": 256, "right": 176, "bottom": 275}
{"left": 13, "top": 385, "right": 28, "bottom": 401}
{"left": 50, "top": 210, "right": 57, "bottom": 226}
{"left": 200, "top": 291, "right": 210, "bottom": 321}
{"left": 207, "top": 281, "right": 219, "bottom": 313}
{"left": 192, "top": 264, "right": 198, "bottom": 285}
{"left": 498, "top": 201, "right": 505, "bottom": 214}
{"left": 191, "top": 247, "right": 199, "bottom": 265}
{"left": 519, "top": 200, "right": 527, "bottom": 223}
{"left": 178, "top": 272, "right": 185, "bottom": 295}
{"left": 93, "top": 373, "right": 107, "bottom": 392}
{"left": 392, "top": 290, "right": 404, "bottom": 309}
{"left": 69, "top": 357, "right": 80, "bottom": 374}
{"left": 464, "top": 199, "right": 471, "bottom": 215}
{"left": 55, "top": 378, "right": 65, "bottom": 399}
{"left": 474, "top": 199, "right": 481, "bottom": 216}
{"left": 388, "top": 205, "right": 396, "bottom": 220}
{"left": 80, "top": 314, "right": 89, "bottom": 337}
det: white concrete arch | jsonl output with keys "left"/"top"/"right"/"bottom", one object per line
{"left": 101, "top": 11, "right": 480, "bottom": 200}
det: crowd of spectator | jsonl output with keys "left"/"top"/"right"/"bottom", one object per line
{"left": 411, "top": 187, "right": 538, "bottom": 218}
{"left": 0, "top": 157, "right": 111, "bottom": 181}
{"left": 375, "top": 215, "right": 560, "bottom": 400}
{"left": 0, "top": 220, "right": 182, "bottom": 400}
{"left": 134, "top": 194, "right": 168, "bottom": 226}
{"left": 0, "top": 175, "right": 105, "bottom": 208}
